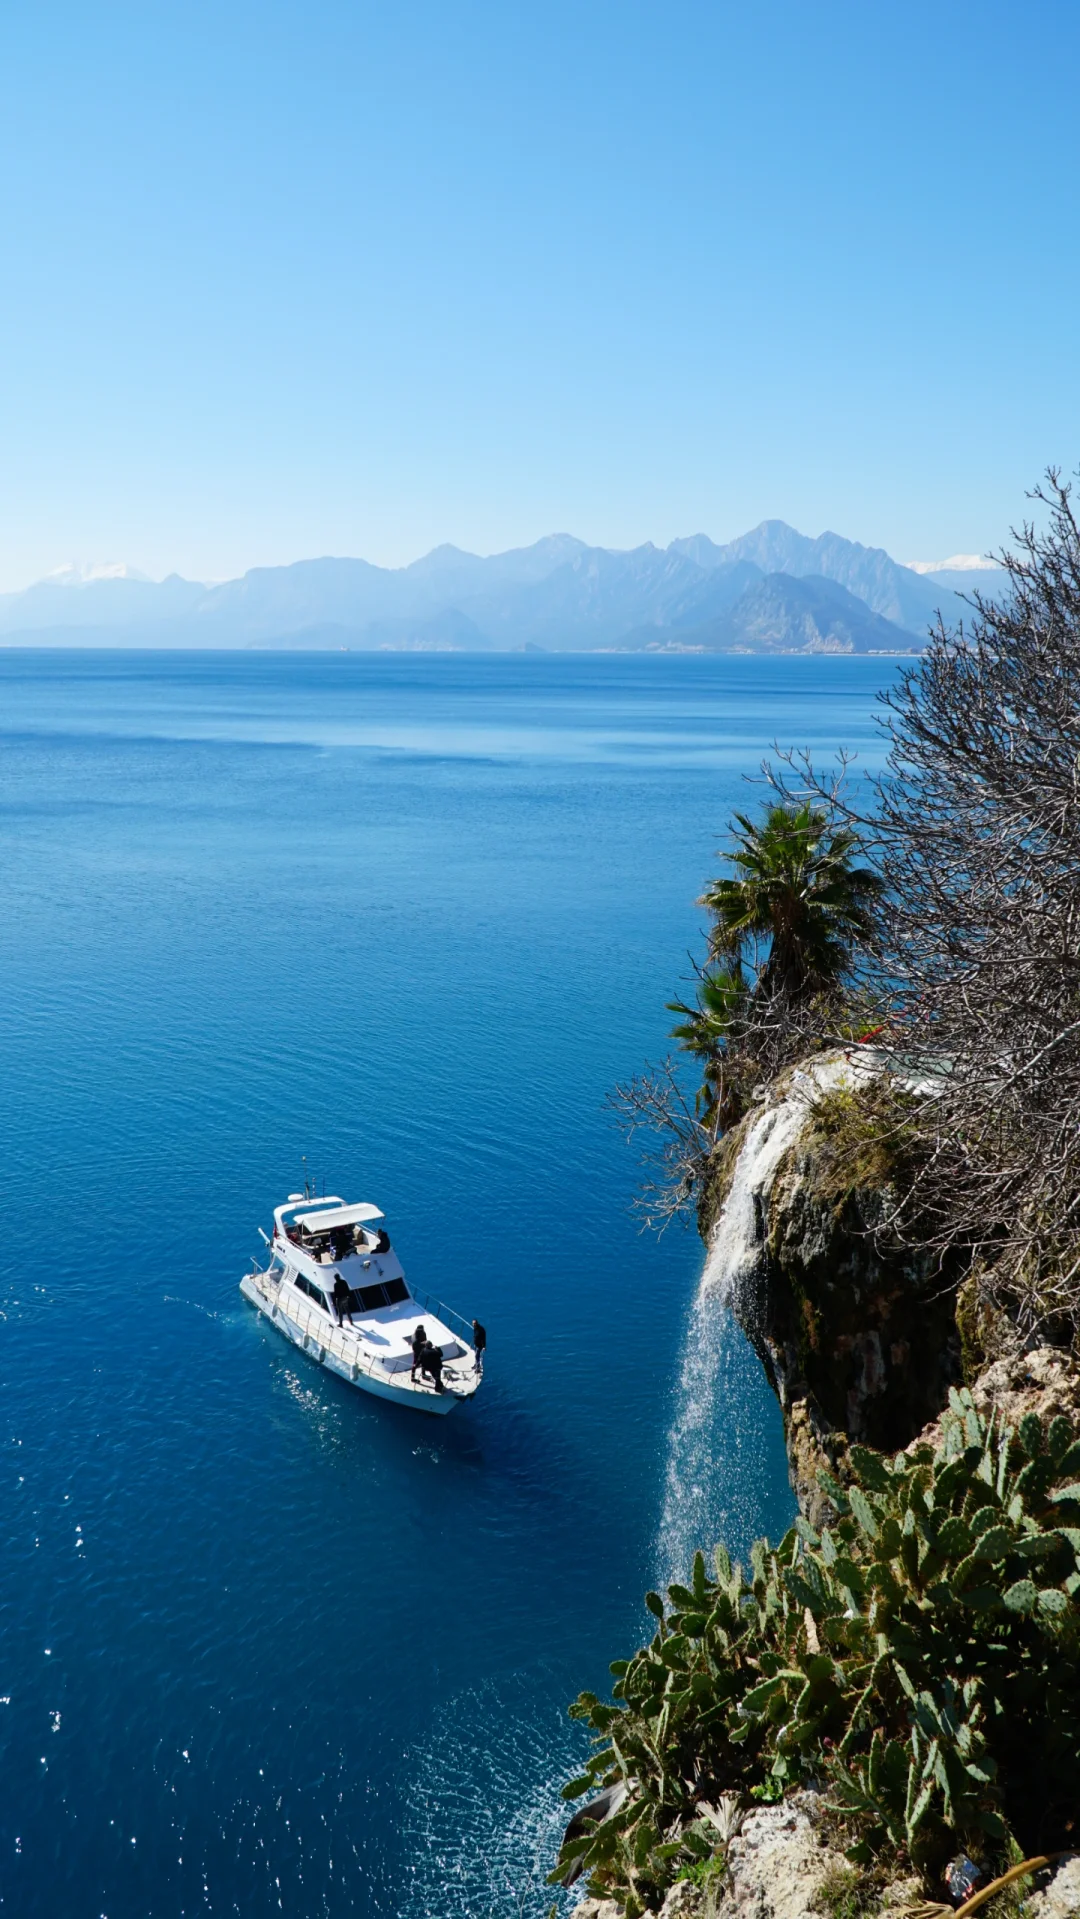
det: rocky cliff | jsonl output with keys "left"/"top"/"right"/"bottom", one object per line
{"left": 563, "top": 1054, "right": 1080, "bottom": 1919}
{"left": 695, "top": 1053, "right": 962, "bottom": 1519}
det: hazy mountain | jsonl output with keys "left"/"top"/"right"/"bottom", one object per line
{"left": 922, "top": 567, "right": 1004, "bottom": 603}
{"left": 650, "top": 559, "right": 765, "bottom": 628}
{"left": 698, "top": 573, "right": 914, "bottom": 653}
{"left": 621, "top": 574, "right": 912, "bottom": 654}
{"left": 43, "top": 560, "right": 153, "bottom": 585}
{"left": 0, "top": 571, "right": 204, "bottom": 631}
{"left": 445, "top": 543, "right": 733, "bottom": 648}
{"left": 404, "top": 533, "right": 589, "bottom": 589}
{"left": 670, "top": 521, "right": 950, "bottom": 633}
{"left": 0, "top": 522, "right": 1005, "bottom": 650}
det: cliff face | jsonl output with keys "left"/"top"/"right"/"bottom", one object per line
{"left": 563, "top": 1057, "right": 1080, "bottom": 1919}
{"left": 698, "top": 1054, "right": 962, "bottom": 1517}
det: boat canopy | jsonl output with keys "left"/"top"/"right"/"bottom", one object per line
{"left": 293, "top": 1202, "right": 385, "bottom": 1231}
{"left": 279, "top": 1195, "right": 343, "bottom": 1219}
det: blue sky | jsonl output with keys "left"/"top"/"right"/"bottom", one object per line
{"left": 0, "top": 0, "right": 1077, "bottom": 589}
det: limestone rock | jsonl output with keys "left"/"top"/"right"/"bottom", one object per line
{"left": 660, "top": 1883, "right": 706, "bottom": 1916}
{"left": 914, "top": 1346, "right": 1080, "bottom": 1454}
{"left": 712, "top": 1792, "right": 848, "bottom": 1919}
{"left": 971, "top": 1346, "right": 1080, "bottom": 1429}
{"left": 572, "top": 1793, "right": 850, "bottom": 1919}
{"left": 877, "top": 1877, "right": 923, "bottom": 1910}
{"left": 1025, "top": 1854, "right": 1080, "bottom": 1919}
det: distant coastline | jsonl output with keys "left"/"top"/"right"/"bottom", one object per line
{"left": 0, "top": 639, "right": 924, "bottom": 656}
{"left": 0, "top": 519, "right": 999, "bottom": 657}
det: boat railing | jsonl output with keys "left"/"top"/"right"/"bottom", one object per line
{"left": 407, "top": 1284, "right": 476, "bottom": 1349}
{"left": 248, "top": 1268, "right": 389, "bottom": 1382}
{"left": 247, "top": 1269, "right": 474, "bottom": 1394}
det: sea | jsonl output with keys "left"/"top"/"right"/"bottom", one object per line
{"left": 0, "top": 649, "right": 899, "bottom": 1918}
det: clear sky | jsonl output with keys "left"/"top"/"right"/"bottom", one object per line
{"left": 0, "top": 0, "right": 1077, "bottom": 590}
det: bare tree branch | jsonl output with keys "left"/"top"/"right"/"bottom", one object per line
{"left": 765, "top": 468, "right": 1080, "bottom": 1335}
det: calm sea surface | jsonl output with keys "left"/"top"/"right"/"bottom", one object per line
{"left": 0, "top": 651, "right": 898, "bottom": 1918}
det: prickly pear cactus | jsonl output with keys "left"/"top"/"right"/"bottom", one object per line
{"left": 554, "top": 1392, "right": 1080, "bottom": 1916}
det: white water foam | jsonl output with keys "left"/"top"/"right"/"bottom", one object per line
{"left": 403, "top": 1064, "right": 858, "bottom": 1913}
{"left": 656, "top": 1065, "right": 847, "bottom": 1588}
{"left": 655, "top": 1287, "right": 758, "bottom": 1590}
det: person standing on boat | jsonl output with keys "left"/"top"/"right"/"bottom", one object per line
{"left": 332, "top": 1274, "right": 352, "bottom": 1326}
{"left": 472, "top": 1319, "right": 487, "bottom": 1376}
{"left": 422, "top": 1339, "right": 444, "bottom": 1393}
{"left": 410, "top": 1324, "right": 428, "bottom": 1380}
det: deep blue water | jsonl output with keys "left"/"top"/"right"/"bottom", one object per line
{"left": 0, "top": 651, "right": 897, "bottom": 1919}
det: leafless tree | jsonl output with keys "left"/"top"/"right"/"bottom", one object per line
{"left": 611, "top": 972, "right": 876, "bottom": 1231}
{"left": 608, "top": 1059, "right": 716, "bottom": 1232}
{"left": 778, "top": 470, "right": 1080, "bottom": 1336}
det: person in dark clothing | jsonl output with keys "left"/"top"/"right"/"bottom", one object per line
{"left": 421, "top": 1340, "right": 444, "bottom": 1393}
{"left": 471, "top": 1319, "right": 487, "bottom": 1375}
{"left": 332, "top": 1274, "right": 352, "bottom": 1326}
{"left": 410, "top": 1324, "right": 428, "bottom": 1380}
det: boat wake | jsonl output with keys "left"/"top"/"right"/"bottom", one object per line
{"left": 162, "top": 1293, "right": 221, "bottom": 1319}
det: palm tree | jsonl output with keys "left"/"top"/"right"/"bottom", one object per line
{"left": 667, "top": 962, "right": 748, "bottom": 1135}
{"left": 699, "top": 801, "right": 882, "bottom": 1003}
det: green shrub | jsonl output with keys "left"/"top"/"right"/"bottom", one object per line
{"left": 674, "top": 1852, "right": 727, "bottom": 1890}
{"left": 800, "top": 1079, "right": 923, "bottom": 1202}
{"left": 553, "top": 1392, "right": 1080, "bottom": 1914}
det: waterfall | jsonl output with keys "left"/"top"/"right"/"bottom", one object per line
{"left": 700, "top": 1094, "right": 815, "bottom": 1303}
{"left": 655, "top": 1067, "right": 843, "bottom": 1587}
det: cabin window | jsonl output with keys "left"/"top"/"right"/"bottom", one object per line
{"left": 351, "top": 1276, "right": 409, "bottom": 1312}
{"left": 355, "top": 1282, "right": 387, "bottom": 1311}
{"left": 295, "top": 1274, "right": 328, "bottom": 1312}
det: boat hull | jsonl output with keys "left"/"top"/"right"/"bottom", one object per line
{"left": 240, "top": 1274, "right": 460, "bottom": 1415}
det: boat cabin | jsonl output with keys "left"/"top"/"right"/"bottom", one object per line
{"left": 274, "top": 1197, "right": 391, "bottom": 1262}
{"left": 291, "top": 1269, "right": 410, "bottom": 1317}
{"left": 270, "top": 1195, "right": 425, "bottom": 1333}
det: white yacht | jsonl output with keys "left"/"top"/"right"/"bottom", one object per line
{"left": 240, "top": 1193, "right": 482, "bottom": 1415}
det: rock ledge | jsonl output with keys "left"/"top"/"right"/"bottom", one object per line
{"left": 573, "top": 1791, "right": 850, "bottom": 1919}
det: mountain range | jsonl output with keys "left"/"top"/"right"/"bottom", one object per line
{"left": 0, "top": 523, "right": 1004, "bottom": 654}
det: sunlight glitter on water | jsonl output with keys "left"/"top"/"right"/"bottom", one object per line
{"left": 0, "top": 650, "right": 887, "bottom": 1915}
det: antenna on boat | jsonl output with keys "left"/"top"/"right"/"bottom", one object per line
{"left": 302, "top": 1153, "right": 311, "bottom": 1201}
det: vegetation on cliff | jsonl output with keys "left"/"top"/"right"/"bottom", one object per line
{"left": 554, "top": 1396, "right": 1080, "bottom": 1914}
{"left": 630, "top": 469, "right": 1080, "bottom": 1337}
{"left": 618, "top": 798, "right": 884, "bottom": 1228}
{"left": 698, "top": 802, "right": 881, "bottom": 1005}
{"left": 563, "top": 474, "right": 1080, "bottom": 1914}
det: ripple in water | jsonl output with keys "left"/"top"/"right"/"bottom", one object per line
{"left": 400, "top": 1671, "right": 589, "bottom": 1919}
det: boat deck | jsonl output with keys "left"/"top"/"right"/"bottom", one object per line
{"left": 241, "top": 1268, "right": 479, "bottom": 1408}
